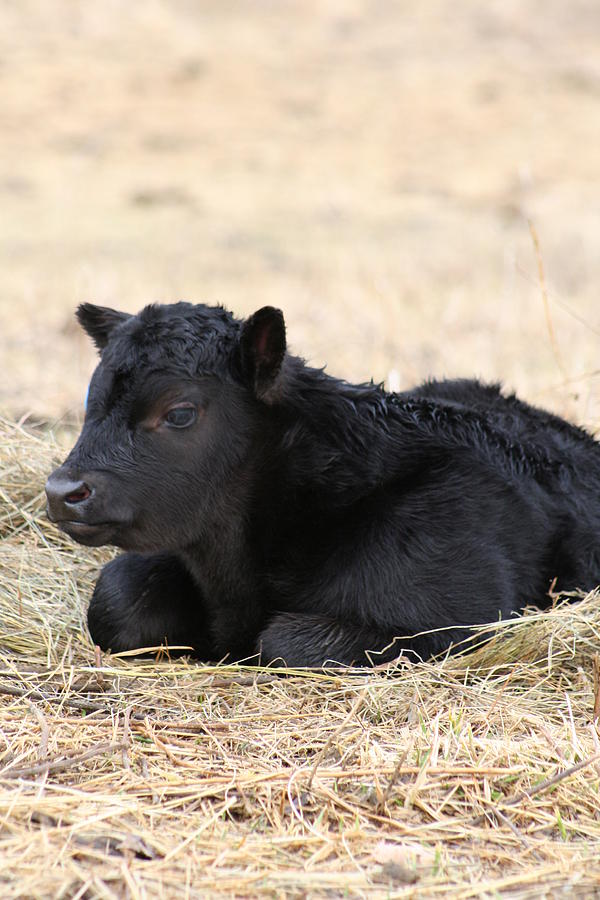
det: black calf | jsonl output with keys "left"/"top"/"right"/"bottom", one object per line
{"left": 46, "top": 301, "right": 600, "bottom": 666}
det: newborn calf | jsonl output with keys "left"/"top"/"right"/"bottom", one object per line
{"left": 45, "top": 302, "right": 600, "bottom": 665}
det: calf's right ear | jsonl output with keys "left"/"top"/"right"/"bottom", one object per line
{"left": 76, "top": 303, "right": 131, "bottom": 352}
{"left": 239, "top": 306, "right": 286, "bottom": 402}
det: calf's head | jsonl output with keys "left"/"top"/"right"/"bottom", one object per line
{"left": 45, "top": 302, "right": 287, "bottom": 551}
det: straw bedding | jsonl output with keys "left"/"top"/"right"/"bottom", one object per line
{"left": 1, "top": 416, "right": 600, "bottom": 898}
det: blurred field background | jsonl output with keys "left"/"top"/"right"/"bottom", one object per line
{"left": 1, "top": 0, "right": 600, "bottom": 425}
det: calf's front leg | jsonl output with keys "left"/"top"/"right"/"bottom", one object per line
{"left": 88, "top": 552, "right": 212, "bottom": 657}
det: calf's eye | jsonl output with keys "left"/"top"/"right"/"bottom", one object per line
{"left": 164, "top": 405, "right": 197, "bottom": 429}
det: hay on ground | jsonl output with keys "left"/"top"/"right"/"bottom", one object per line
{"left": 1, "top": 416, "right": 600, "bottom": 898}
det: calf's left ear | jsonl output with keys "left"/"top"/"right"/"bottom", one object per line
{"left": 239, "top": 306, "right": 287, "bottom": 402}
{"left": 77, "top": 303, "right": 131, "bottom": 352}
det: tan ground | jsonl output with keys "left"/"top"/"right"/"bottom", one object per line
{"left": 1, "top": 0, "right": 599, "bottom": 427}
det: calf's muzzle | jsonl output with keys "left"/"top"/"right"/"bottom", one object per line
{"left": 45, "top": 470, "right": 94, "bottom": 522}
{"left": 45, "top": 465, "right": 132, "bottom": 547}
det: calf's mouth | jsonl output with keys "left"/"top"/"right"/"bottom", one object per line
{"left": 56, "top": 519, "right": 123, "bottom": 547}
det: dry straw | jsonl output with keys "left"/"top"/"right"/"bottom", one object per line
{"left": 1, "top": 415, "right": 600, "bottom": 898}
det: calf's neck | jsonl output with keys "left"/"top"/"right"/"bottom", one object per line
{"left": 45, "top": 302, "right": 600, "bottom": 665}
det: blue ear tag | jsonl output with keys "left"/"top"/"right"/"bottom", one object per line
{"left": 84, "top": 382, "right": 90, "bottom": 411}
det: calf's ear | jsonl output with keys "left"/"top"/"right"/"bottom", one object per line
{"left": 239, "top": 306, "right": 286, "bottom": 402}
{"left": 76, "top": 303, "right": 131, "bottom": 351}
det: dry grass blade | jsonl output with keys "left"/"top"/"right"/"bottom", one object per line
{"left": 2, "top": 420, "right": 600, "bottom": 897}
{"left": 528, "top": 220, "right": 568, "bottom": 381}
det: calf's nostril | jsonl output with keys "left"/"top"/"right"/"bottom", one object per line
{"left": 65, "top": 484, "right": 92, "bottom": 504}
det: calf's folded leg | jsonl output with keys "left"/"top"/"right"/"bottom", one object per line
{"left": 257, "top": 613, "right": 474, "bottom": 667}
{"left": 88, "top": 553, "right": 212, "bottom": 656}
